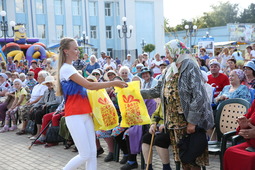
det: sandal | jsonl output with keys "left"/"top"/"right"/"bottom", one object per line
{"left": 72, "top": 146, "right": 78, "bottom": 152}
{"left": 16, "top": 130, "right": 26, "bottom": 135}
{"left": 64, "top": 140, "right": 74, "bottom": 149}
{"left": 45, "top": 143, "right": 58, "bottom": 148}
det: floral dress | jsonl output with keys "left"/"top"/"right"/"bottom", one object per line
{"left": 164, "top": 73, "right": 209, "bottom": 168}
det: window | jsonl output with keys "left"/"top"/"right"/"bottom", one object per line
{"left": 15, "top": 0, "right": 25, "bottom": 13}
{"left": 116, "top": 2, "right": 120, "bottom": 16}
{"left": 73, "top": 25, "right": 81, "bottom": 39}
{"left": 0, "top": 0, "right": 3, "bottom": 11}
{"left": 72, "top": 0, "right": 80, "bottom": 16}
{"left": 89, "top": 2, "right": 97, "bottom": 16}
{"left": 106, "top": 26, "right": 112, "bottom": 39}
{"left": 37, "top": 25, "right": 46, "bottom": 39}
{"left": 107, "top": 48, "right": 113, "bottom": 57}
{"left": 56, "top": 25, "right": 64, "bottom": 39}
{"left": 105, "top": 2, "right": 111, "bottom": 16}
{"left": 36, "top": 0, "right": 44, "bottom": 14}
{"left": 90, "top": 26, "right": 97, "bottom": 39}
{"left": 54, "top": 0, "right": 63, "bottom": 15}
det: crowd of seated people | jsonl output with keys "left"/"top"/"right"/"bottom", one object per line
{"left": 1, "top": 43, "right": 255, "bottom": 170}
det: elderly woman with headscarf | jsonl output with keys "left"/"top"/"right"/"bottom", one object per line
{"left": 0, "top": 79, "right": 27, "bottom": 133}
{"left": 215, "top": 69, "right": 251, "bottom": 103}
{"left": 141, "top": 39, "right": 214, "bottom": 170}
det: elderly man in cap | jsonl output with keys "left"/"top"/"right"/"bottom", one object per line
{"left": 123, "top": 54, "right": 132, "bottom": 69}
{"left": 98, "top": 51, "right": 107, "bottom": 69}
{"left": 29, "top": 60, "right": 42, "bottom": 80}
{"left": 207, "top": 59, "right": 230, "bottom": 98}
{"left": 0, "top": 73, "right": 11, "bottom": 97}
{"left": 7, "top": 56, "right": 16, "bottom": 73}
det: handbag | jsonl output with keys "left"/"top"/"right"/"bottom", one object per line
{"left": 45, "top": 126, "right": 65, "bottom": 143}
{"left": 25, "top": 120, "right": 37, "bottom": 135}
{"left": 177, "top": 126, "right": 207, "bottom": 164}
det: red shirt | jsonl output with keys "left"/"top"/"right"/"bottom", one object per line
{"left": 29, "top": 67, "right": 42, "bottom": 80}
{"left": 208, "top": 73, "right": 230, "bottom": 97}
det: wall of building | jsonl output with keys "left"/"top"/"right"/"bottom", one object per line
{"left": 1, "top": 0, "right": 164, "bottom": 60}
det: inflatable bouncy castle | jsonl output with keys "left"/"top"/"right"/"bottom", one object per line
{"left": 0, "top": 24, "right": 55, "bottom": 63}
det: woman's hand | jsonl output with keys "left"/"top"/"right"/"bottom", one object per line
{"left": 239, "top": 123, "right": 255, "bottom": 139}
{"left": 216, "top": 95, "right": 228, "bottom": 102}
{"left": 237, "top": 116, "right": 250, "bottom": 129}
{"left": 113, "top": 81, "right": 128, "bottom": 88}
{"left": 149, "top": 124, "right": 157, "bottom": 134}
{"left": 187, "top": 123, "right": 196, "bottom": 134}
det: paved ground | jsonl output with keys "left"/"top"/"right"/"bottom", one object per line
{"left": 0, "top": 130, "right": 220, "bottom": 170}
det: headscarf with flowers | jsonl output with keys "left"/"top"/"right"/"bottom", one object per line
{"left": 164, "top": 39, "right": 192, "bottom": 81}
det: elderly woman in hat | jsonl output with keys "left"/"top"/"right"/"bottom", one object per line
{"left": 243, "top": 60, "right": 255, "bottom": 89}
{"left": 140, "top": 67, "right": 158, "bottom": 89}
{"left": 29, "top": 75, "right": 63, "bottom": 140}
{"left": 215, "top": 69, "right": 251, "bottom": 103}
{"left": 0, "top": 79, "right": 27, "bottom": 133}
{"left": 141, "top": 39, "right": 214, "bottom": 170}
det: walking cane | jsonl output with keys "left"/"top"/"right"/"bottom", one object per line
{"left": 146, "top": 116, "right": 163, "bottom": 170}
{"left": 28, "top": 120, "right": 52, "bottom": 150}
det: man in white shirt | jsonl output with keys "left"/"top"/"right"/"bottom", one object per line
{"left": 103, "top": 56, "right": 116, "bottom": 70}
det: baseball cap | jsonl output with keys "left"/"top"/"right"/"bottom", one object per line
{"left": 209, "top": 59, "right": 220, "bottom": 68}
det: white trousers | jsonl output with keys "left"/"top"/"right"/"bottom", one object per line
{"left": 63, "top": 114, "right": 97, "bottom": 170}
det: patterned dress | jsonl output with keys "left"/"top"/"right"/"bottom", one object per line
{"left": 164, "top": 73, "right": 209, "bottom": 168}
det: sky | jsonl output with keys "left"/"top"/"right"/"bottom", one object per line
{"left": 163, "top": 0, "right": 254, "bottom": 27}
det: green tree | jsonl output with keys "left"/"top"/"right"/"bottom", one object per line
{"left": 238, "top": 3, "right": 255, "bottom": 23}
{"left": 78, "top": 47, "right": 84, "bottom": 59}
{"left": 143, "top": 44, "right": 155, "bottom": 57}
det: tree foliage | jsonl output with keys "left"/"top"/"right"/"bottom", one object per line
{"left": 164, "top": 1, "right": 255, "bottom": 31}
{"left": 143, "top": 44, "right": 155, "bottom": 56}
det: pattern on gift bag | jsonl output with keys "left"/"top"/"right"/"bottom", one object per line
{"left": 98, "top": 97, "right": 118, "bottom": 127}
{"left": 123, "top": 95, "right": 143, "bottom": 126}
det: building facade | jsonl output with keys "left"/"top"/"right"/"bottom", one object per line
{"left": 1, "top": 0, "right": 164, "bottom": 60}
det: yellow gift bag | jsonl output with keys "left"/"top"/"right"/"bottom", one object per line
{"left": 115, "top": 81, "right": 151, "bottom": 127}
{"left": 87, "top": 89, "right": 118, "bottom": 131}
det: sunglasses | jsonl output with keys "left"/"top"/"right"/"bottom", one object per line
{"left": 92, "top": 73, "right": 100, "bottom": 76}
{"left": 27, "top": 74, "right": 33, "bottom": 76}
{"left": 200, "top": 51, "right": 204, "bottom": 52}
{"left": 121, "top": 72, "right": 128, "bottom": 75}
{"left": 108, "top": 73, "right": 115, "bottom": 76}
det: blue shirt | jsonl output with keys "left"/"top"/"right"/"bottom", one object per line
{"left": 85, "top": 62, "right": 100, "bottom": 73}
{"left": 200, "top": 55, "right": 209, "bottom": 61}
{"left": 217, "top": 85, "right": 251, "bottom": 103}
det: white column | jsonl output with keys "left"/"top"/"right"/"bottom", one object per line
{"left": 64, "top": 0, "right": 73, "bottom": 37}
{"left": 154, "top": 0, "right": 165, "bottom": 55}
{"left": 46, "top": 0, "right": 56, "bottom": 44}
{"left": 98, "top": 0, "right": 106, "bottom": 52}
{"left": 6, "top": 1, "right": 16, "bottom": 36}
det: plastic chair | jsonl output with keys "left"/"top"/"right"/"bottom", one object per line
{"left": 208, "top": 98, "right": 250, "bottom": 170}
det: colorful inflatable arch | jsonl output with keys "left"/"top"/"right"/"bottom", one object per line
{"left": 7, "top": 50, "right": 24, "bottom": 61}
{"left": 26, "top": 45, "right": 47, "bottom": 63}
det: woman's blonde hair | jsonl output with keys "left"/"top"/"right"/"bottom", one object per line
{"left": 56, "top": 37, "right": 76, "bottom": 96}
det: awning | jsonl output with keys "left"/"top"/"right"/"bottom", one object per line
{"left": 47, "top": 44, "right": 60, "bottom": 49}
{"left": 214, "top": 41, "right": 237, "bottom": 46}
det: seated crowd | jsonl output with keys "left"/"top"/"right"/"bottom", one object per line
{"left": 0, "top": 43, "right": 255, "bottom": 170}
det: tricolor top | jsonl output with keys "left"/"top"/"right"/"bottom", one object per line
{"left": 60, "top": 63, "right": 92, "bottom": 117}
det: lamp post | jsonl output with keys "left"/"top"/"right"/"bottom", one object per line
{"left": 82, "top": 31, "right": 89, "bottom": 54}
{"left": 117, "top": 17, "right": 133, "bottom": 58}
{"left": 184, "top": 22, "right": 197, "bottom": 48}
{"left": 140, "top": 39, "right": 146, "bottom": 53}
{"left": 0, "top": 10, "right": 15, "bottom": 52}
